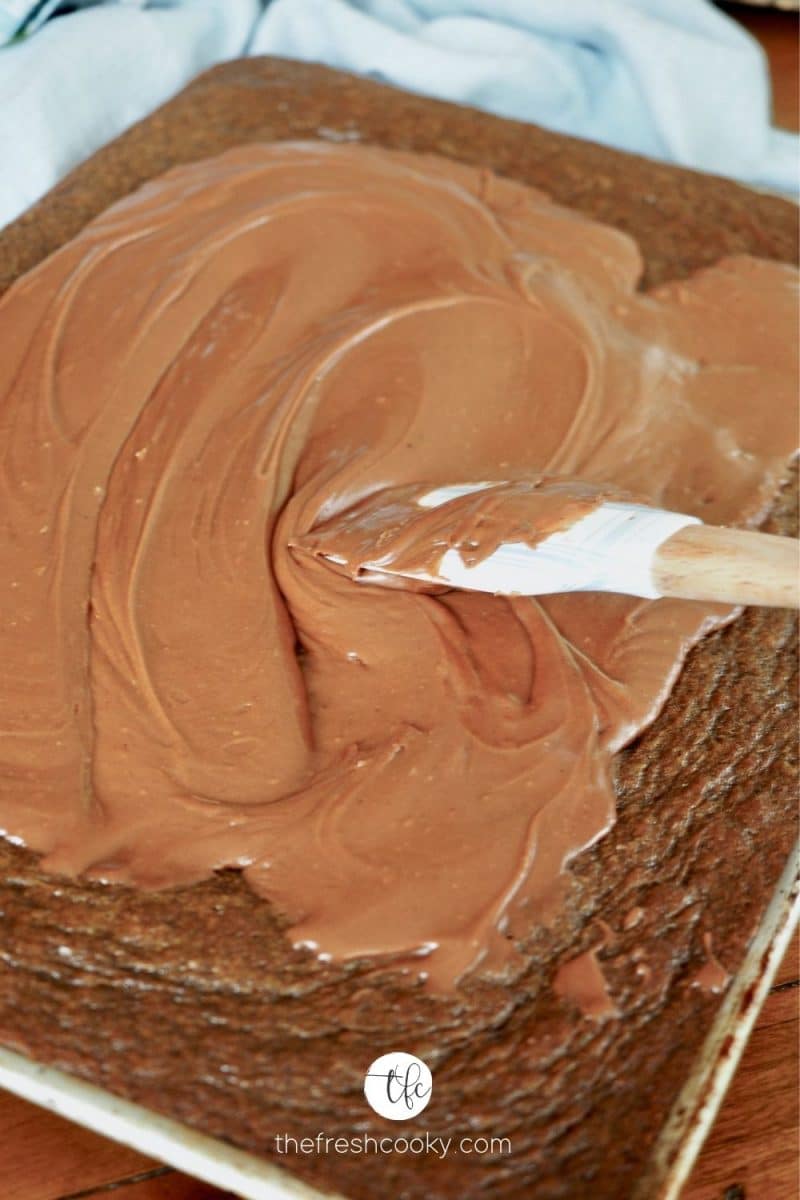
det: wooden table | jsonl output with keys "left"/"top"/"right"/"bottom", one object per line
{"left": 726, "top": 3, "right": 799, "bottom": 130}
{"left": 1, "top": 5, "right": 797, "bottom": 1200}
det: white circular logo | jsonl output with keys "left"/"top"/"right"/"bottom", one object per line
{"left": 364, "top": 1051, "right": 432, "bottom": 1120}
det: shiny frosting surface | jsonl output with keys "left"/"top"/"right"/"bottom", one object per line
{"left": 0, "top": 143, "right": 796, "bottom": 988}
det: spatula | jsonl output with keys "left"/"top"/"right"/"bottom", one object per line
{"left": 302, "top": 482, "right": 799, "bottom": 608}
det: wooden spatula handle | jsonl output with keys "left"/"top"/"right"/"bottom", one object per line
{"left": 652, "top": 525, "right": 799, "bottom": 608}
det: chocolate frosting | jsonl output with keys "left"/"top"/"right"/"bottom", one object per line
{"left": 554, "top": 943, "right": 619, "bottom": 1021}
{"left": 690, "top": 932, "right": 731, "bottom": 995}
{"left": 0, "top": 142, "right": 796, "bottom": 989}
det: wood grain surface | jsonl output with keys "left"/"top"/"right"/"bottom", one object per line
{"left": 0, "top": 6, "right": 797, "bottom": 1200}
{"left": 723, "top": 3, "right": 799, "bottom": 131}
{"left": 682, "top": 935, "right": 799, "bottom": 1200}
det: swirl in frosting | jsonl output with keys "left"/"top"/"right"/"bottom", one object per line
{"left": 0, "top": 143, "right": 796, "bottom": 987}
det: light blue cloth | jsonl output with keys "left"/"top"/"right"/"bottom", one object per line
{"left": 0, "top": 0, "right": 258, "bottom": 227}
{"left": 251, "top": 0, "right": 798, "bottom": 193}
{"left": 0, "top": 0, "right": 796, "bottom": 230}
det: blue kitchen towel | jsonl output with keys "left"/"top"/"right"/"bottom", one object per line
{"left": 0, "top": 0, "right": 258, "bottom": 228}
{"left": 0, "top": 0, "right": 796, "bottom": 230}
{"left": 251, "top": 0, "right": 798, "bottom": 193}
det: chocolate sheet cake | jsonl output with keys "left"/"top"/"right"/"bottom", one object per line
{"left": 0, "top": 59, "right": 797, "bottom": 1200}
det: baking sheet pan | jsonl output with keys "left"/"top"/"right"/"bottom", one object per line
{"left": 0, "top": 843, "right": 795, "bottom": 1200}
